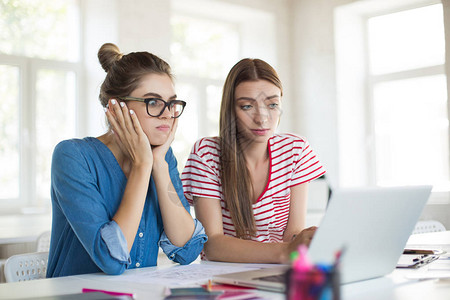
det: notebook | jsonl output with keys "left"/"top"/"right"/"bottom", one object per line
{"left": 213, "top": 185, "right": 432, "bottom": 292}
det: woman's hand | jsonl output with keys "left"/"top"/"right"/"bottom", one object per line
{"left": 106, "top": 99, "right": 152, "bottom": 167}
{"left": 151, "top": 118, "right": 178, "bottom": 168}
{"left": 283, "top": 226, "right": 317, "bottom": 262}
{"left": 106, "top": 99, "right": 154, "bottom": 252}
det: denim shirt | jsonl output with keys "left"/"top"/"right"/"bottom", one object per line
{"left": 46, "top": 137, "right": 207, "bottom": 277}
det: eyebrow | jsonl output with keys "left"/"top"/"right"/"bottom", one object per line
{"left": 236, "top": 95, "right": 280, "bottom": 101}
{"left": 142, "top": 92, "right": 177, "bottom": 100}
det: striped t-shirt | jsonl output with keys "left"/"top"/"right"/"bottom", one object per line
{"left": 181, "top": 133, "right": 326, "bottom": 243}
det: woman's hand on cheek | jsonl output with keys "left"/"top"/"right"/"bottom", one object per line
{"left": 151, "top": 118, "right": 178, "bottom": 165}
{"left": 105, "top": 99, "right": 153, "bottom": 167}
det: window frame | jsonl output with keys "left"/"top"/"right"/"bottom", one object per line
{"left": 0, "top": 54, "right": 82, "bottom": 213}
{"left": 335, "top": 0, "right": 450, "bottom": 204}
{"left": 365, "top": 3, "right": 449, "bottom": 196}
{"left": 0, "top": 0, "right": 83, "bottom": 213}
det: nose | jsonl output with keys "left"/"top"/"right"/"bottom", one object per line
{"left": 252, "top": 105, "right": 269, "bottom": 125}
{"left": 159, "top": 103, "right": 172, "bottom": 119}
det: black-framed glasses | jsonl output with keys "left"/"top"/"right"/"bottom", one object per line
{"left": 118, "top": 97, "right": 186, "bottom": 118}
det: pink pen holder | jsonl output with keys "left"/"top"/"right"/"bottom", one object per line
{"left": 285, "top": 265, "right": 340, "bottom": 300}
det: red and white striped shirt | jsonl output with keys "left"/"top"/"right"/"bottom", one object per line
{"left": 181, "top": 133, "right": 325, "bottom": 243}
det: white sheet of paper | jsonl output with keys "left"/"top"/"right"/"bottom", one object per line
{"left": 107, "top": 263, "right": 264, "bottom": 287}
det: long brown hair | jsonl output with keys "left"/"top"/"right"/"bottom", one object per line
{"left": 219, "top": 58, "right": 282, "bottom": 239}
{"left": 98, "top": 43, "right": 173, "bottom": 108}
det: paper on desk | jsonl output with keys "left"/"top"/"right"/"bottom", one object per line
{"left": 404, "top": 257, "right": 450, "bottom": 279}
{"left": 405, "top": 271, "right": 450, "bottom": 280}
{"left": 428, "top": 259, "right": 450, "bottom": 270}
{"left": 108, "top": 264, "right": 262, "bottom": 287}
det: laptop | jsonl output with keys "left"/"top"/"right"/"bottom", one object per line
{"left": 213, "top": 185, "right": 432, "bottom": 292}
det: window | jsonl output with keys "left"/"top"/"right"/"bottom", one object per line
{"left": 170, "top": 12, "right": 240, "bottom": 168}
{"left": 367, "top": 4, "right": 449, "bottom": 190}
{"left": 0, "top": 0, "right": 80, "bottom": 211}
{"left": 335, "top": 1, "right": 449, "bottom": 200}
{"left": 0, "top": 65, "right": 20, "bottom": 200}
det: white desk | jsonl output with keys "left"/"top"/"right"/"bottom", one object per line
{"left": 0, "top": 232, "right": 449, "bottom": 300}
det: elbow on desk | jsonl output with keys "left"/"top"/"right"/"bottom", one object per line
{"left": 102, "top": 268, "right": 125, "bottom": 276}
{"left": 100, "top": 263, "right": 126, "bottom": 276}
{"left": 170, "top": 242, "right": 205, "bottom": 265}
{"left": 174, "top": 251, "right": 200, "bottom": 265}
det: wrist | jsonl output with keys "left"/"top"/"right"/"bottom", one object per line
{"left": 152, "top": 160, "right": 169, "bottom": 172}
{"left": 278, "top": 242, "right": 292, "bottom": 264}
{"left": 131, "top": 162, "right": 152, "bottom": 175}
{"left": 151, "top": 161, "right": 170, "bottom": 182}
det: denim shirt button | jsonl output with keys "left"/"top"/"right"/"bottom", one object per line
{"left": 139, "top": 232, "right": 143, "bottom": 238}
{"left": 135, "top": 262, "right": 140, "bottom": 267}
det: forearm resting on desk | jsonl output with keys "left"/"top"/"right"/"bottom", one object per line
{"left": 203, "top": 234, "right": 290, "bottom": 263}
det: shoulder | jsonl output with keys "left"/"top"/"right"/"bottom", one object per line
{"left": 270, "top": 133, "right": 309, "bottom": 149}
{"left": 191, "top": 137, "right": 220, "bottom": 158}
{"left": 53, "top": 138, "right": 91, "bottom": 156}
{"left": 52, "top": 137, "right": 101, "bottom": 165}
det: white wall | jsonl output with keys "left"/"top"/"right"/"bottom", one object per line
{"left": 290, "top": 0, "right": 339, "bottom": 188}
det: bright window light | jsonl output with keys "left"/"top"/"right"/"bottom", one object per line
{"left": 368, "top": 4, "right": 445, "bottom": 75}
{"left": 171, "top": 15, "right": 239, "bottom": 79}
{"left": 373, "top": 75, "right": 449, "bottom": 190}
{"left": 35, "top": 69, "right": 76, "bottom": 202}
{"left": 366, "top": 3, "right": 449, "bottom": 192}
{"left": 0, "top": 65, "right": 20, "bottom": 199}
{"left": 0, "top": 0, "right": 80, "bottom": 207}
{"left": 0, "top": 0, "right": 80, "bottom": 62}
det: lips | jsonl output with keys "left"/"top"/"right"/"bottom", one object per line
{"left": 156, "top": 124, "right": 170, "bottom": 132}
{"left": 251, "top": 129, "right": 269, "bottom": 136}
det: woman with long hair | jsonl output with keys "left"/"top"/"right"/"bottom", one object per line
{"left": 182, "top": 58, "right": 325, "bottom": 263}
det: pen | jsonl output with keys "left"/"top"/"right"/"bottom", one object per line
{"left": 334, "top": 245, "right": 346, "bottom": 268}
{"left": 82, "top": 288, "right": 135, "bottom": 299}
{"left": 207, "top": 279, "right": 213, "bottom": 292}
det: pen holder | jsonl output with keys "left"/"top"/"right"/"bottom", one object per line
{"left": 285, "top": 265, "right": 340, "bottom": 300}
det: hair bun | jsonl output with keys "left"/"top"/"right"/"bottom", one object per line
{"left": 98, "top": 43, "right": 123, "bottom": 72}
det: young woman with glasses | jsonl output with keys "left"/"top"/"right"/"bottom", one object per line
{"left": 47, "top": 43, "right": 207, "bottom": 277}
{"left": 181, "top": 58, "right": 325, "bottom": 263}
